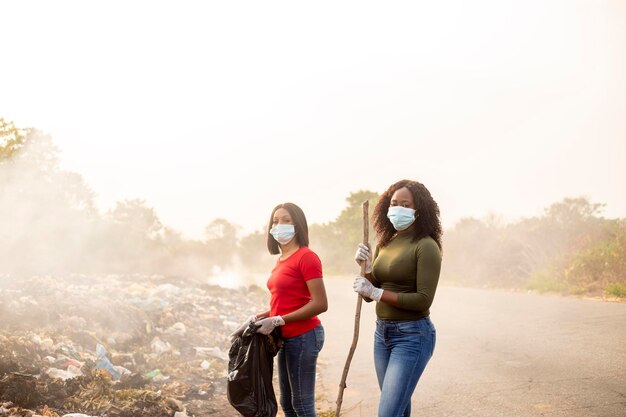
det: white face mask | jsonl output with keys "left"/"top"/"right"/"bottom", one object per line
{"left": 270, "top": 224, "right": 296, "bottom": 245}
{"left": 387, "top": 206, "right": 416, "bottom": 231}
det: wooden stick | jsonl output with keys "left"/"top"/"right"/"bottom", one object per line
{"left": 335, "top": 200, "right": 369, "bottom": 417}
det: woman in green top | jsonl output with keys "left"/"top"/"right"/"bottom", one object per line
{"left": 354, "top": 179, "right": 442, "bottom": 417}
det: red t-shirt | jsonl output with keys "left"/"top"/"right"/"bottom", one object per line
{"left": 267, "top": 246, "right": 323, "bottom": 338}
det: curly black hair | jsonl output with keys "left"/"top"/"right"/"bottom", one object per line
{"left": 372, "top": 179, "right": 443, "bottom": 249}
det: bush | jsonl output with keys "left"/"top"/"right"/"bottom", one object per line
{"left": 606, "top": 281, "right": 626, "bottom": 298}
{"left": 527, "top": 270, "right": 568, "bottom": 293}
{"left": 563, "top": 219, "right": 626, "bottom": 294}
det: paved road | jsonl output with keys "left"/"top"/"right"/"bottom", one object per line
{"left": 317, "top": 277, "right": 626, "bottom": 417}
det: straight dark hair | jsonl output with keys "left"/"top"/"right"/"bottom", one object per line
{"left": 267, "top": 202, "right": 310, "bottom": 255}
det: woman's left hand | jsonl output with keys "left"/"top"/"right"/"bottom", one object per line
{"left": 254, "top": 316, "right": 285, "bottom": 335}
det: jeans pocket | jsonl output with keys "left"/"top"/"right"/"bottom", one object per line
{"left": 314, "top": 325, "right": 325, "bottom": 351}
{"left": 395, "top": 321, "right": 423, "bottom": 336}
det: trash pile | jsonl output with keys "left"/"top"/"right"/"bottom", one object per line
{"left": 0, "top": 274, "right": 268, "bottom": 417}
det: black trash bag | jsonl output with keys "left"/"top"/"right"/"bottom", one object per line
{"left": 227, "top": 324, "right": 283, "bottom": 417}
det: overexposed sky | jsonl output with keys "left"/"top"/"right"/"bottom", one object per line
{"left": 2, "top": 0, "right": 625, "bottom": 238}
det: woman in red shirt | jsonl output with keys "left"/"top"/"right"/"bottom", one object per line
{"left": 235, "top": 202, "right": 328, "bottom": 417}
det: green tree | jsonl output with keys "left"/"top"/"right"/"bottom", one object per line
{"left": 333, "top": 190, "right": 380, "bottom": 245}
{"left": 544, "top": 197, "right": 605, "bottom": 224}
{"left": 0, "top": 121, "right": 98, "bottom": 275}
{"left": 101, "top": 199, "right": 166, "bottom": 272}
{"left": 0, "top": 118, "right": 26, "bottom": 161}
{"left": 205, "top": 218, "right": 239, "bottom": 268}
{"left": 238, "top": 229, "right": 274, "bottom": 273}
{"left": 108, "top": 199, "right": 164, "bottom": 238}
{"left": 442, "top": 196, "right": 623, "bottom": 296}
{"left": 311, "top": 190, "right": 379, "bottom": 274}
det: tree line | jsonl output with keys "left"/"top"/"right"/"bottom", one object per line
{"left": 443, "top": 198, "right": 626, "bottom": 298}
{"left": 1, "top": 118, "right": 624, "bottom": 297}
{"left": 0, "top": 119, "right": 237, "bottom": 278}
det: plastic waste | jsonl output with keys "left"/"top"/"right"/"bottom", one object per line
{"left": 227, "top": 324, "right": 282, "bottom": 417}
{"left": 62, "top": 414, "right": 99, "bottom": 417}
{"left": 165, "top": 321, "right": 186, "bottom": 336}
{"left": 54, "top": 357, "right": 83, "bottom": 369}
{"left": 46, "top": 365, "right": 83, "bottom": 380}
{"left": 144, "top": 368, "right": 169, "bottom": 382}
{"left": 113, "top": 364, "right": 132, "bottom": 377}
{"left": 94, "top": 343, "right": 121, "bottom": 380}
{"left": 153, "top": 373, "right": 169, "bottom": 382}
{"left": 151, "top": 337, "right": 172, "bottom": 354}
{"left": 194, "top": 346, "right": 228, "bottom": 361}
{"left": 144, "top": 368, "right": 162, "bottom": 379}
{"left": 32, "top": 335, "right": 55, "bottom": 352}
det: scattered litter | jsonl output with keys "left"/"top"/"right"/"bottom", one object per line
{"left": 0, "top": 274, "right": 267, "bottom": 417}
{"left": 150, "top": 337, "right": 172, "bottom": 354}
{"left": 95, "top": 343, "right": 121, "bottom": 380}
{"left": 45, "top": 366, "right": 83, "bottom": 380}
{"left": 193, "top": 346, "right": 228, "bottom": 361}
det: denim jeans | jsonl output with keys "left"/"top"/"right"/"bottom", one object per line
{"left": 374, "top": 317, "right": 436, "bottom": 417}
{"left": 277, "top": 325, "right": 325, "bottom": 417}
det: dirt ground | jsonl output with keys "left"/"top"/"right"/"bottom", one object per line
{"left": 1, "top": 273, "right": 624, "bottom": 417}
{"left": 316, "top": 277, "right": 626, "bottom": 417}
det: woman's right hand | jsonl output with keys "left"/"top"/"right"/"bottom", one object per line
{"left": 229, "top": 315, "right": 257, "bottom": 342}
{"left": 353, "top": 275, "right": 383, "bottom": 302}
{"left": 354, "top": 243, "right": 372, "bottom": 273}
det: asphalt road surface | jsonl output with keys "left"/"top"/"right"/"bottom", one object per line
{"left": 317, "top": 277, "right": 626, "bottom": 417}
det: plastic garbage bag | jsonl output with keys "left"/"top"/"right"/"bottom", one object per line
{"left": 227, "top": 324, "right": 282, "bottom": 417}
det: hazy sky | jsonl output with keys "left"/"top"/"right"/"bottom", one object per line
{"left": 2, "top": 1, "right": 625, "bottom": 239}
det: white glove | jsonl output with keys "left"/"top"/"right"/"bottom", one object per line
{"left": 254, "top": 316, "right": 285, "bottom": 335}
{"left": 229, "top": 315, "right": 257, "bottom": 342}
{"left": 353, "top": 276, "right": 383, "bottom": 302}
{"left": 354, "top": 243, "right": 372, "bottom": 273}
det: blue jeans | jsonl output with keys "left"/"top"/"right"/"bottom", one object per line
{"left": 277, "top": 325, "right": 325, "bottom": 417}
{"left": 374, "top": 317, "right": 436, "bottom": 417}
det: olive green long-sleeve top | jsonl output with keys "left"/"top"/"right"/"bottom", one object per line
{"left": 367, "top": 233, "right": 442, "bottom": 320}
